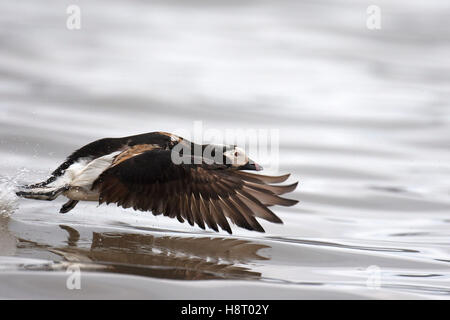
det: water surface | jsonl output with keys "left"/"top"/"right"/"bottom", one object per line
{"left": 0, "top": 0, "right": 450, "bottom": 299}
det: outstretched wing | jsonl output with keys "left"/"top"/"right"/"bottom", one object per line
{"left": 92, "top": 149, "right": 298, "bottom": 234}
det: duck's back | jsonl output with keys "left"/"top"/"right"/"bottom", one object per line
{"left": 48, "top": 132, "right": 183, "bottom": 184}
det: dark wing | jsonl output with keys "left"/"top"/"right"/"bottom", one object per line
{"left": 92, "top": 149, "right": 298, "bottom": 234}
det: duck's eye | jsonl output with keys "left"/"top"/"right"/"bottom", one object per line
{"left": 234, "top": 151, "right": 239, "bottom": 157}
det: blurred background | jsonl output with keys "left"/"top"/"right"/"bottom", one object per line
{"left": 0, "top": 0, "right": 450, "bottom": 299}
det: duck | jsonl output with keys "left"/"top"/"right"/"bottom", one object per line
{"left": 16, "top": 131, "right": 298, "bottom": 234}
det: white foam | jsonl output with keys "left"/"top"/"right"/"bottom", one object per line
{"left": 0, "top": 172, "right": 24, "bottom": 216}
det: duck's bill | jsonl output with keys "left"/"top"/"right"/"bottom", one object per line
{"left": 239, "top": 160, "right": 263, "bottom": 171}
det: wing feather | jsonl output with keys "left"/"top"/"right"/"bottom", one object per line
{"left": 92, "top": 149, "right": 298, "bottom": 233}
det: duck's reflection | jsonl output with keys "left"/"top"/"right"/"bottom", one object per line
{"left": 0, "top": 214, "right": 16, "bottom": 256}
{"left": 50, "top": 225, "right": 270, "bottom": 280}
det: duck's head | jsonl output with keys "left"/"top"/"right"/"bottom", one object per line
{"left": 223, "top": 146, "right": 263, "bottom": 171}
{"left": 201, "top": 144, "right": 263, "bottom": 171}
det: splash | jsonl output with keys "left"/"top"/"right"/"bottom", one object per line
{"left": 0, "top": 169, "right": 29, "bottom": 216}
{"left": 0, "top": 180, "right": 18, "bottom": 216}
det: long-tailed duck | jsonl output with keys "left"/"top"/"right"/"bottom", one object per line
{"left": 16, "top": 132, "right": 298, "bottom": 233}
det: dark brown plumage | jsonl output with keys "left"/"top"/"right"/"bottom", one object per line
{"left": 92, "top": 149, "right": 298, "bottom": 234}
{"left": 16, "top": 132, "right": 299, "bottom": 234}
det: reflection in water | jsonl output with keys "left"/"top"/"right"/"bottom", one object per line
{"left": 59, "top": 225, "right": 80, "bottom": 247}
{"left": 0, "top": 215, "right": 16, "bottom": 256}
{"left": 268, "top": 236, "right": 419, "bottom": 253}
{"left": 18, "top": 224, "right": 271, "bottom": 281}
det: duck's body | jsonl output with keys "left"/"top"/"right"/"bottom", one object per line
{"left": 17, "top": 132, "right": 298, "bottom": 234}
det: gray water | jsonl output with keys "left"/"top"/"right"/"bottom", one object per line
{"left": 1, "top": 0, "right": 450, "bottom": 299}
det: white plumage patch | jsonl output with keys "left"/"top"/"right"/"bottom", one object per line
{"left": 70, "top": 152, "right": 120, "bottom": 188}
{"left": 47, "top": 152, "right": 120, "bottom": 201}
